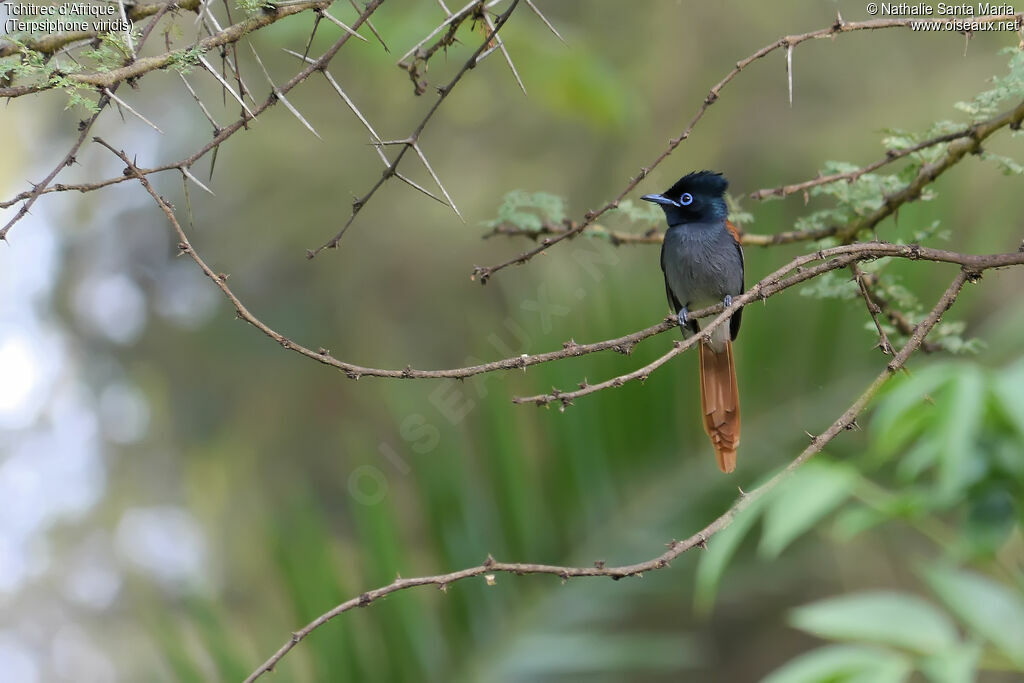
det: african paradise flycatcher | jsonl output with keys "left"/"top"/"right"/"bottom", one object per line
{"left": 642, "top": 170, "right": 744, "bottom": 472}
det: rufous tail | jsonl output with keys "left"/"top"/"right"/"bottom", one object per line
{"left": 698, "top": 340, "right": 741, "bottom": 473}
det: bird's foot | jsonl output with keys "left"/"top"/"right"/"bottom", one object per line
{"left": 677, "top": 307, "right": 689, "bottom": 326}
{"left": 722, "top": 295, "right": 733, "bottom": 308}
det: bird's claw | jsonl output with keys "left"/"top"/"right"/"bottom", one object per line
{"left": 723, "top": 295, "right": 733, "bottom": 308}
{"left": 677, "top": 307, "right": 689, "bottom": 326}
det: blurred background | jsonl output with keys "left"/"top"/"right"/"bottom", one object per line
{"left": 2, "top": 1, "right": 1023, "bottom": 681}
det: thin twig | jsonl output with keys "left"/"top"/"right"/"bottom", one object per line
{"left": 852, "top": 263, "right": 893, "bottom": 356}
{"left": 0, "top": 92, "right": 111, "bottom": 240}
{"left": 484, "top": 219, "right": 841, "bottom": 249}
{"left": 748, "top": 126, "right": 993, "bottom": 201}
{"left": 857, "top": 268, "right": 942, "bottom": 353}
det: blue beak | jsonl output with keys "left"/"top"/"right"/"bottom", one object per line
{"left": 641, "top": 193, "right": 680, "bottom": 207}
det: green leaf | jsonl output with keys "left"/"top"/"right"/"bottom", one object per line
{"left": 145, "top": 606, "right": 206, "bottom": 682}
{"left": 484, "top": 190, "right": 566, "bottom": 231}
{"left": 184, "top": 596, "right": 252, "bottom": 682}
{"left": 962, "top": 487, "right": 1017, "bottom": 557}
{"left": 936, "top": 366, "right": 985, "bottom": 498}
{"left": 758, "top": 461, "right": 857, "bottom": 559}
{"left": 870, "top": 364, "right": 951, "bottom": 458}
{"left": 788, "top": 591, "right": 958, "bottom": 654}
{"left": 980, "top": 151, "right": 1024, "bottom": 175}
{"left": 922, "top": 565, "right": 1024, "bottom": 667}
{"left": 762, "top": 644, "right": 912, "bottom": 683}
{"left": 693, "top": 494, "right": 767, "bottom": 616}
{"left": 831, "top": 505, "right": 888, "bottom": 541}
{"left": 991, "top": 358, "right": 1024, "bottom": 437}
{"left": 919, "top": 642, "right": 981, "bottom": 683}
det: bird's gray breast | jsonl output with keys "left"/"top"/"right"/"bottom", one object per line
{"left": 661, "top": 222, "right": 742, "bottom": 308}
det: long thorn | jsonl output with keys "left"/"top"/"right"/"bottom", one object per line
{"left": 524, "top": 0, "right": 565, "bottom": 44}
{"left": 321, "top": 10, "right": 369, "bottom": 42}
{"left": 282, "top": 48, "right": 381, "bottom": 141}
{"left": 786, "top": 43, "right": 793, "bottom": 107}
{"left": 301, "top": 13, "right": 323, "bottom": 63}
{"left": 199, "top": 54, "right": 255, "bottom": 118}
{"left": 413, "top": 142, "right": 462, "bottom": 220}
{"left": 396, "top": 171, "right": 448, "bottom": 205}
{"left": 181, "top": 166, "right": 216, "bottom": 196}
{"left": 179, "top": 73, "right": 220, "bottom": 130}
{"left": 103, "top": 88, "right": 164, "bottom": 133}
{"left": 250, "top": 43, "right": 321, "bottom": 138}
{"left": 348, "top": 0, "right": 388, "bottom": 51}
{"left": 483, "top": 12, "right": 526, "bottom": 95}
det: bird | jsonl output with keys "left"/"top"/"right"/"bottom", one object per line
{"left": 642, "top": 170, "right": 744, "bottom": 473}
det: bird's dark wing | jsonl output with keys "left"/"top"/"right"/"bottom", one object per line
{"left": 726, "top": 220, "right": 745, "bottom": 340}
{"left": 660, "top": 238, "right": 698, "bottom": 335}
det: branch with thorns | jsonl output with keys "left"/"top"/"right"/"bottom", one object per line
{"left": 469, "top": 11, "right": 1024, "bottom": 284}
{"left": 1, "top": 0, "right": 536, "bottom": 253}
{"left": 241, "top": 267, "right": 978, "bottom": 683}
{"left": 307, "top": 0, "right": 524, "bottom": 255}
{"left": 97, "top": 137, "right": 1024, "bottom": 414}
{"left": 0, "top": 0, "right": 387, "bottom": 241}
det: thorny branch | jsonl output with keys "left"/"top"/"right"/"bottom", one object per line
{"left": 483, "top": 217, "right": 841, "bottom": 248}
{"left": 0, "top": 0, "right": 206, "bottom": 240}
{"left": 469, "top": 11, "right": 1024, "bottom": 283}
{"left": 0, "top": 0, "right": 386, "bottom": 239}
{"left": 512, "top": 246, "right": 1023, "bottom": 407}
{"left": 242, "top": 269, "right": 974, "bottom": 683}
{"left": 308, "top": 0, "right": 523, "bottom": 255}
{"left": 397, "top": 0, "right": 487, "bottom": 96}
{"left": 852, "top": 262, "right": 895, "bottom": 356}
{"left": 836, "top": 99, "right": 1024, "bottom": 242}
{"left": 747, "top": 123, "right": 992, "bottom": 202}
{"left": 1, "top": 0, "right": 528, "bottom": 251}
{"left": 98, "top": 140, "right": 1024, "bottom": 410}
{"left": 856, "top": 267, "right": 943, "bottom": 353}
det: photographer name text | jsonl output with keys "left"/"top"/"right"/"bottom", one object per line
{"left": 876, "top": 3, "right": 1015, "bottom": 15}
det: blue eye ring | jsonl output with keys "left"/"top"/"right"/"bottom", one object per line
{"left": 679, "top": 193, "right": 694, "bottom": 206}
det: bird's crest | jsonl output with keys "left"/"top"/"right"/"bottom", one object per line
{"left": 664, "top": 170, "right": 728, "bottom": 200}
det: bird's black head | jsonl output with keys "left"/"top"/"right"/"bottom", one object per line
{"left": 641, "top": 170, "right": 729, "bottom": 226}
